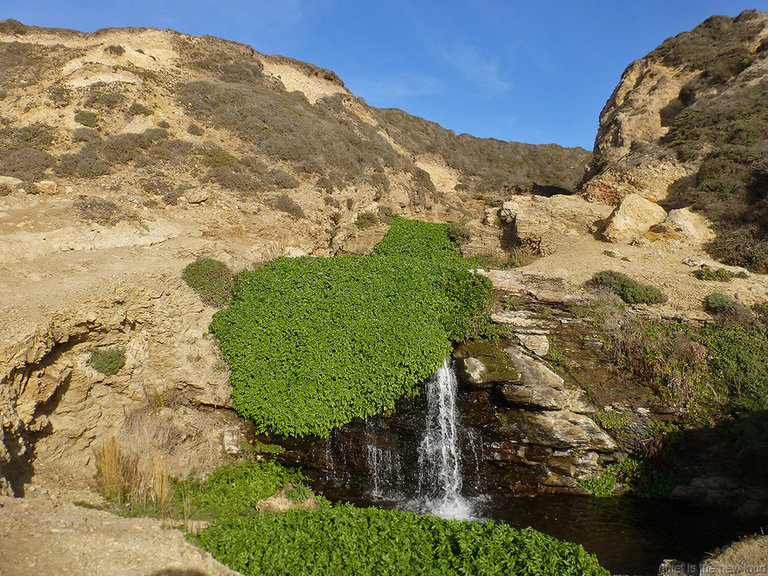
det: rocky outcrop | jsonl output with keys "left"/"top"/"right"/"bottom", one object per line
{"left": 581, "top": 158, "right": 691, "bottom": 205}
{"left": 455, "top": 341, "right": 618, "bottom": 491}
{"left": 603, "top": 193, "right": 667, "bottom": 244}
{"left": 592, "top": 59, "right": 697, "bottom": 166}
{"left": 0, "top": 275, "right": 236, "bottom": 495}
{"left": 493, "top": 194, "right": 612, "bottom": 255}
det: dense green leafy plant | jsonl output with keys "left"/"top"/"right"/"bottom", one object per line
{"left": 587, "top": 270, "right": 667, "bottom": 304}
{"left": 578, "top": 458, "right": 640, "bottom": 497}
{"left": 90, "top": 347, "right": 126, "bottom": 375}
{"left": 182, "top": 257, "right": 233, "bottom": 306}
{"left": 174, "top": 460, "right": 305, "bottom": 520}
{"left": 192, "top": 504, "right": 608, "bottom": 576}
{"left": 210, "top": 216, "right": 492, "bottom": 436}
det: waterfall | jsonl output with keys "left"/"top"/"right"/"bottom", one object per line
{"left": 365, "top": 442, "right": 402, "bottom": 497}
{"left": 416, "top": 359, "right": 473, "bottom": 519}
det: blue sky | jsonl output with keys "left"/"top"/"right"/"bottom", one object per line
{"left": 3, "top": 1, "right": 768, "bottom": 149}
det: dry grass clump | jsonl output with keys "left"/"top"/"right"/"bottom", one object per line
{"left": 94, "top": 435, "right": 170, "bottom": 509}
{"left": 702, "top": 534, "right": 768, "bottom": 574}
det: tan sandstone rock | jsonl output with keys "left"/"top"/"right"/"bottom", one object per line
{"left": 603, "top": 193, "right": 667, "bottom": 243}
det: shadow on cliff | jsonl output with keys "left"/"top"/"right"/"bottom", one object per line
{"left": 1, "top": 339, "right": 78, "bottom": 497}
{"left": 634, "top": 410, "right": 768, "bottom": 511}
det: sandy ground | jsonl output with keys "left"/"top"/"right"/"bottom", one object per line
{"left": 0, "top": 486, "right": 240, "bottom": 576}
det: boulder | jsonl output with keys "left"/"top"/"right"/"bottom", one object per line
{"left": 659, "top": 207, "right": 714, "bottom": 242}
{"left": 0, "top": 176, "right": 22, "bottom": 191}
{"left": 186, "top": 188, "right": 210, "bottom": 204}
{"left": 603, "top": 193, "right": 667, "bottom": 243}
{"left": 35, "top": 180, "right": 57, "bottom": 195}
{"left": 453, "top": 341, "right": 519, "bottom": 388}
{"left": 516, "top": 333, "right": 549, "bottom": 357}
{"left": 500, "top": 409, "right": 617, "bottom": 452}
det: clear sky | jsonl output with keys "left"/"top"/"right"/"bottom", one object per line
{"left": 3, "top": 1, "right": 768, "bottom": 149}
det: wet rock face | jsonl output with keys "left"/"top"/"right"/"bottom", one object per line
{"left": 280, "top": 333, "right": 623, "bottom": 497}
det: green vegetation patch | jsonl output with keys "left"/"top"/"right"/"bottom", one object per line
{"left": 90, "top": 347, "right": 126, "bottom": 375}
{"left": 612, "top": 309, "right": 768, "bottom": 419}
{"left": 192, "top": 504, "right": 608, "bottom": 576}
{"left": 174, "top": 460, "right": 305, "bottom": 521}
{"left": 182, "top": 258, "right": 233, "bottom": 306}
{"left": 587, "top": 270, "right": 667, "bottom": 304}
{"left": 74, "top": 109, "right": 99, "bottom": 128}
{"left": 210, "top": 216, "right": 492, "bottom": 436}
{"left": 693, "top": 266, "right": 747, "bottom": 282}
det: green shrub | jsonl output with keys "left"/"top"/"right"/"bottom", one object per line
{"left": 157, "top": 120, "right": 170, "bottom": 129}
{"left": 210, "top": 216, "right": 492, "bottom": 436}
{"left": 696, "top": 321, "right": 768, "bottom": 412}
{"left": 192, "top": 504, "right": 608, "bottom": 576}
{"left": 104, "top": 45, "right": 125, "bottom": 56}
{"left": 174, "top": 460, "right": 304, "bottom": 521}
{"left": 187, "top": 123, "right": 204, "bottom": 136}
{"left": 693, "top": 266, "right": 747, "bottom": 281}
{"left": 448, "top": 220, "right": 470, "bottom": 246}
{"left": 91, "top": 347, "right": 126, "bottom": 375}
{"left": 587, "top": 270, "right": 667, "bottom": 304}
{"left": 128, "top": 102, "right": 153, "bottom": 116}
{"left": 704, "top": 292, "right": 739, "bottom": 314}
{"left": 85, "top": 90, "right": 124, "bottom": 109}
{"left": 182, "top": 258, "right": 233, "bottom": 306}
{"left": 355, "top": 211, "right": 378, "bottom": 229}
{"left": 270, "top": 194, "right": 305, "bottom": 219}
{"left": 74, "top": 109, "right": 99, "bottom": 127}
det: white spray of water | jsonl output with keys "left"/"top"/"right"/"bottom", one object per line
{"left": 417, "top": 359, "right": 473, "bottom": 519}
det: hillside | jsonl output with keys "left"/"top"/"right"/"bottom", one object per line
{"left": 582, "top": 9, "right": 768, "bottom": 272}
{"left": 0, "top": 18, "right": 589, "bottom": 261}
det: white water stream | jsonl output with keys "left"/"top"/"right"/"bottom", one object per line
{"left": 416, "top": 359, "right": 473, "bottom": 519}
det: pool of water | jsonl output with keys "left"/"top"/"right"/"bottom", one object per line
{"left": 325, "top": 487, "right": 766, "bottom": 575}
{"left": 478, "top": 493, "right": 765, "bottom": 575}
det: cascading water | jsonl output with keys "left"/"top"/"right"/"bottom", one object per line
{"left": 415, "top": 359, "right": 473, "bottom": 519}
{"left": 365, "top": 443, "right": 402, "bottom": 497}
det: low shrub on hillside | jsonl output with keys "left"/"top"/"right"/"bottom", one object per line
{"left": 587, "top": 271, "right": 667, "bottom": 304}
{"left": 693, "top": 266, "right": 747, "bottom": 282}
{"left": 355, "top": 211, "right": 378, "bottom": 229}
{"left": 448, "top": 220, "right": 470, "bottom": 246}
{"left": 192, "top": 504, "right": 608, "bottom": 576}
{"left": 210, "top": 216, "right": 493, "bottom": 436}
{"left": 74, "top": 109, "right": 99, "bottom": 128}
{"left": 128, "top": 102, "right": 153, "bottom": 117}
{"left": 182, "top": 257, "right": 233, "bottom": 306}
{"left": 270, "top": 193, "right": 305, "bottom": 219}
{"left": 85, "top": 89, "right": 125, "bottom": 110}
{"left": 104, "top": 45, "right": 125, "bottom": 56}
{"left": 0, "top": 122, "right": 56, "bottom": 179}
{"left": 74, "top": 196, "right": 133, "bottom": 226}
{"left": 608, "top": 301, "right": 768, "bottom": 420}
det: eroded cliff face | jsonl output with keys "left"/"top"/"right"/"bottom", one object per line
{"left": 0, "top": 272, "right": 239, "bottom": 495}
{"left": 582, "top": 57, "right": 698, "bottom": 205}
{"left": 582, "top": 10, "right": 768, "bottom": 206}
